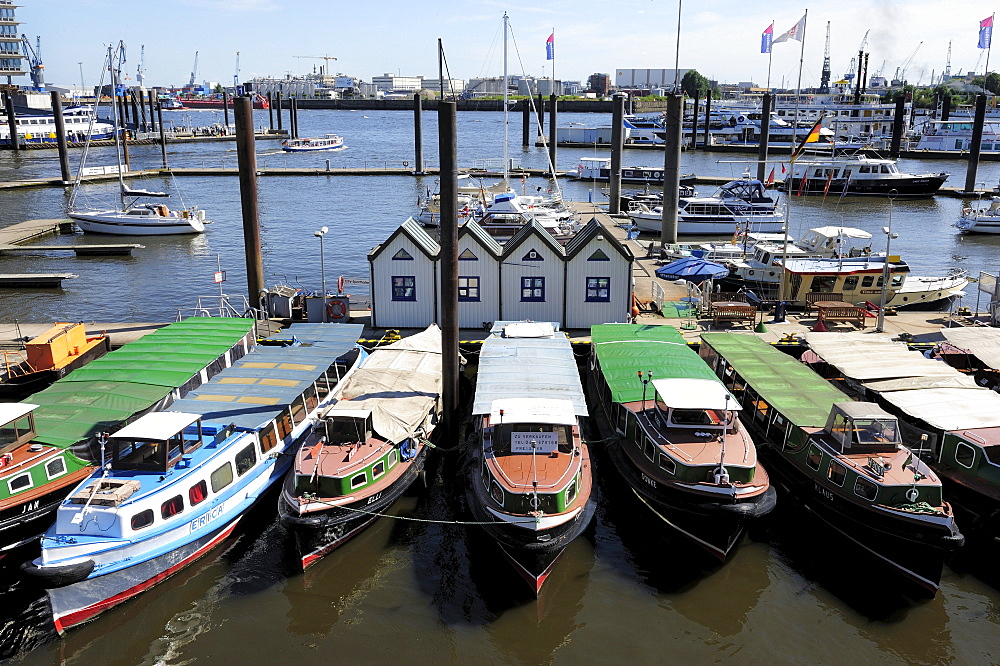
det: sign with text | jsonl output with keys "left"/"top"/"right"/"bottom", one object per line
{"left": 511, "top": 431, "right": 558, "bottom": 454}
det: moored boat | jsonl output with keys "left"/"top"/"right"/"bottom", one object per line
{"left": 589, "top": 324, "right": 775, "bottom": 559}
{"left": 699, "top": 333, "right": 964, "bottom": 593}
{"left": 281, "top": 133, "right": 345, "bottom": 152}
{"left": 22, "top": 322, "right": 364, "bottom": 633}
{"left": 465, "top": 321, "right": 595, "bottom": 594}
{"left": 0, "top": 323, "right": 110, "bottom": 401}
{"left": 957, "top": 197, "right": 1000, "bottom": 234}
{"left": 278, "top": 324, "right": 443, "bottom": 570}
{"left": 785, "top": 155, "right": 948, "bottom": 197}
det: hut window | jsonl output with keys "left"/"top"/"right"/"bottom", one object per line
{"left": 458, "top": 276, "right": 480, "bottom": 301}
{"left": 131, "top": 509, "right": 154, "bottom": 531}
{"left": 392, "top": 276, "right": 416, "bottom": 301}
{"left": 588, "top": 249, "right": 610, "bottom": 261}
{"left": 586, "top": 277, "right": 611, "bottom": 302}
{"left": 392, "top": 248, "right": 413, "bottom": 260}
{"left": 459, "top": 248, "right": 478, "bottom": 260}
{"left": 955, "top": 442, "right": 976, "bottom": 468}
{"left": 522, "top": 249, "right": 544, "bottom": 261}
{"left": 521, "top": 277, "right": 545, "bottom": 302}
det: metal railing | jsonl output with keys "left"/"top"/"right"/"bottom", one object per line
{"left": 176, "top": 294, "right": 266, "bottom": 322}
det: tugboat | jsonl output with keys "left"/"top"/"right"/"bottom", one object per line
{"left": 465, "top": 322, "right": 595, "bottom": 594}
{"left": 278, "top": 325, "right": 443, "bottom": 570}
{"left": 699, "top": 333, "right": 964, "bottom": 594}
{"left": 589, "top": 324, "right": 775, "bottom": 559}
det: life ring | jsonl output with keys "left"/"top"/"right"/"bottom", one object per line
{"left": 905, "top": 487, "right": 919, "bottom": 503}
{"left": 748, "top": 270, "right": 755, "bottom": 276}
{"left": 326, "top": 299, "right": 348, "bottom": 320}
{"left": 962, "top": 208, "right": 972, "bottom": 215}
{"left": 403, "top": 161, "right": 409, "bottom": 167}
{"left": 652, "top": 171, "right": 661, "bottom": 179}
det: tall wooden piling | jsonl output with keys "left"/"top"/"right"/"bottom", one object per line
{"left": 757, "top": 93, "right": 772, "bottom": 181}
{"left": 964, "top": 94, "right": 988, "bottom": 194}
{"left": 291, "top": 98, "right": 299, "bottom": 139}
{"left": 548, "top": 94, "right": 557, "bottom": 171}
{"left": 275, "top": 92, "right": 283, "bottom": 132}
{"left": 942, "top": 95, "right": 951, "bottom": 121}
{"left": 413, "top": 92, "right": 423, "bottom": 173}
{"left": 537, "top": 93, "right": 544, "bottom": 135}
{"left": 438, "top": 100, "right": 460, "bottom": 442}
{"left": 267, "top": 93, "right": 274, "bottom": 130}
{"left": 3, "top": 91, "right": 18, "bottom": 151}
{"left": 234, "top": 96, "right": 265, "bottom": 309}
{"left": 703, "top": 95, "right": 712, "bottom": 148}
{"left": 223, "top": 91, "right": 230, "bottom": 129}
{"left": 130, "top": 91, "right": 139, "bottom": 130}
{"left": 148, "top": 90, "right": 156, "bottom": 131}
{"left": 609, "top": 93, "right": 625, "bottom": 215}
{"left": 690, "top": 90, "right": 700, "bottom": 151}
{"left": 136, "top": 89, "right": 146, "bottom": 131}
{"left": 889, "top": 96, "right": 905, "bottom": 159}
{"left": 660, "top": 95, "right": 682, "bottom": 245}
{"left": 156, "top": 102, "right": 168, "bottom": 169}
{"left": 50, "top": 91, "right": 71, "bottom": 184}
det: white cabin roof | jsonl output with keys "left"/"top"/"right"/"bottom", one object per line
{"left": 0, "top": 403, "right": 38, "bottom": 425}
{"left": 651, "top": 378, "right": 742, "bottom": 411}
{"left": 489, "top": 398, "right": 577, "bottom": 425}
{"left": 111, "top": 412, "right": 202, "bottom": 440}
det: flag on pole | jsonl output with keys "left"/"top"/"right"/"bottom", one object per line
{"left": 796, "top": 170, "right": 809, "bottom": 196}
{"left": 546, "top": 32, "right": 555, "bottom": 60}
{"left": 773, "top": 14, "right": 806, "bottom": 45}
{"left": 822, "top": 170, "right": 835, "bottom": 198}
{"left": 980, "top": 16, "right": 993, "bottom": 49}
{"left": 780, "top": 163, "right": 787, "bottom": 174}
{"left": 790, "top": 117, "right": 825, "bottom": 161}
{"left": 766, "top": 167, "right": 776, "bottom": 186}
{"left": 761, "top": 23, "right": 774, "bottom": 53}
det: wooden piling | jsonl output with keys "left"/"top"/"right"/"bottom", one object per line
{"left": 4, "top": 91, "right": 20, "bottom": 151}
{"left": 276, "top": 92, "right": 283, "bottom": 132}
{"left": 522, "top": 100, "right": 530, "bottom": 147}
{"left": 548, "top": 94, "right": 557, "bottom": 171}
{"left": 964, "top": 94, "right": 988, "bottom": 194}
{"left": 609, "top": 93, "right": 625, "bottom": 215}
{"left": 690, "top": 90, "right": 700, "bottom": 151}
{"left": 413, "top": 92, "right": 423, "bottom": 173}
{"left": 660, "top": 95, "right": 682, "bottom": 245}
{"left": 233, "top": 96, "right": 265, "bottom": 309}
{"left": 223, "top": 90, "right": 230, "bottom": 129}
{"left": 890, "top": 96, "right": 905, "bottom": 159}
{"left": 437, "top": 100, "right": 460, "bottom": 443}
{"left": 156, "top": 102, "right": 168, "bottom": 169}
{"left": 49, "top": 91, "right": 72, "bottom": 184}
{"left": 757, "top": 93, "right": 772, "bottom": 181}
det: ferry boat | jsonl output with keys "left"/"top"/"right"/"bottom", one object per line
{"left": 0, "top": 106, "right": 115, "bottom": 146}
{"left": 0, "top": 323, "right": 110, "bottom": 401}
{"left": 699, "top": 333, "right": 964, "bottom": 593}
{"left": 589, "top": 324, "right": 775, "bottom": 559}
{"left": 21, "top": 323, "right": 364, "bottom": 633}
{"left": 465, "top": 321, "right": 595, "bottom": 594}
{"left": 0, "top": 317, "right": 255, "bottom": 564}
{"left": 281, "top": 133, "right": 345, "bottom": 152}
{"left": 804, "top": 332, "right": 1000, "bottom": 550}
{"left": 914, "top": 119, "right": 1000, "bottom": 152}
{"left": 628, "top": 176, "right": 784, "bottom": 235}
{"left": 177, "top": 93, "right": 269, "bottom": 110}
{"left": 278, "top": 325, "right": 443, "bottom": 570}
{"left": 572, "top": 156, "right": 697, "bottom": 186}
{"left": 786, "top": 155, "right": 949, "bottom": 197}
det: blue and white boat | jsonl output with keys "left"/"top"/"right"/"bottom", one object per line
{"left": 21, "top": 322, "right": 364, "bottom": 633}
{"left": 0, "top": 106, "right": 115, "bottom": 145}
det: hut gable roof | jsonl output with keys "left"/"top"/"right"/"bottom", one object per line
{"left": 565, "top": 217, "right": 633, "bottom": 261}
{"left": 458, "top": 220, "right": 504, "bottom": 257}
{"left": 369, "top": 217, "right": 441, "bottom": 262}
{"left": 500, "top": 219, "right": 566, "bottom": 260}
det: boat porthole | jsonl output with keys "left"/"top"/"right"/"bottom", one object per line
{"left": 653, "top": 172, "right": 660, "bottom": 179}
{"left": 903, "top": 296, "right": 909, "bottom": 301}
{"left": 768, "top": 271, "right": 775, "bottom": 277}
{"left": 748, "top": 270, "right": 755, "bottom": 275}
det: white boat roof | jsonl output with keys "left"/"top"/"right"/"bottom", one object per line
{"left": 500, "top": 321, "right": 556, "bottom": 338}
{"left": 782, "top": 257, "right": 888, "bottom": 273}
{"left": 489, "top": 398, "right": 577, "bottom": 425}
{"left": 580, "top": 157, "right": 611, "bottom": 164}
{"left": 941, "top": 327, "right": 1000, "bottom": 370}
{"left": 804, "top": 226, "right": 873, "bottom": 241}
{"left": 0, "top": 403, "right": 38, "bottom": 424}
{"left": 651, "top": 378, "right": 742, "bottom": 411}
{"left": 111, "top": 412, "right": 202, "bottom": 440}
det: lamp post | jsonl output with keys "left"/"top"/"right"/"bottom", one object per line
{"left": 875, "top": 190, "right": 899, "bottom": 333}
{"left": 314, "top": 226, "right": 328, "bottom": 322}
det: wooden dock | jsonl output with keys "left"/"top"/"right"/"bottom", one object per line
{"left": 0, "top": 273, "right": 78, "bottom": 288}
{"left": 0, "top": 242, "right": 143, "bottom": 256}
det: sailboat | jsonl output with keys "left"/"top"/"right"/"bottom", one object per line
{"left": 67, "top": 43, "right": 208, "bottom": 236}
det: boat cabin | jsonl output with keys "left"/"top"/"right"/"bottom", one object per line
{"left": 106, "top": 412, "right": 217, "bottom": 474}
{"left": 780, "top": 256, "right": 907, "bottom": 305}
{"left": 822, "top": 402, "right": 901, "bottom": 454}
{"left": 650, "top": 378, "right": 740, "bottom": 434}
{"left": 319, "top": 407, "right": 374, "bottom": 446}
{"left": 0, "top": 403, "right": 38, "bottom": 456}
{"left": 486, "top": 398, "right": 576, "bottom": 456}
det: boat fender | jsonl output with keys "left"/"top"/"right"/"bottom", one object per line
{"left": 905, "top": 487, "right": 919, "bottom": 503}
{"left": 0, "top": 453, "right": 11, "bottom": 468}
{"left": 326, "top": 299, "right": 348, "bottom": 320}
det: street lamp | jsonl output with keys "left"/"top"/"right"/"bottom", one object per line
{"left": 875, "top": 190, "right": 899, "bottom": 333}
{"left": 314, "top": 226, "right": 328, "bottom": 322}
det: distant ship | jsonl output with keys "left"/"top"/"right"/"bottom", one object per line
{"left": 176, "top": 93, "right": 270, "bottom": 110}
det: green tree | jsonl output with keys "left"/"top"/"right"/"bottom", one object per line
{"left": 681, "top": 70, "right": 712, "bottom": 98}
{"left": 987, "top": 72, "right": 1000, "bottom": 94}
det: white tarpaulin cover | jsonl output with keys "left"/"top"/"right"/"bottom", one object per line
{"left": 872, "top": 387, "right": 1000, "bottom": 431}
{"left": 941, "top": 327, "right": 1000, "bottom": 371}
{"left": 804, "top": 333, "right": 956, "bottom": 381}
{"left": 325, "top": 324, "right": 442, "bottom": 444}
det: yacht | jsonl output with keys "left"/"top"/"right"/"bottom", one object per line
{"left": 786, "top": 155, "right": 949, "bottom": 197}
{"left": 628, "top": 176, "right": 783, "bottom": 235}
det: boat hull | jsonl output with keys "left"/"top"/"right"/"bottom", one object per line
{"left": 277, "top": 444, "right": 429, "bottom": 570}
{"left": 0, "top": 468, "right": 92, "bottom": 564}
{"left": 785, "top": 175, "right": 947, "bottom": 198}
{"left": 69, "top": 212, "right": 205, "bottom": 236}
{"left": 632, "top": 213, "right": 785, "bottom": 235}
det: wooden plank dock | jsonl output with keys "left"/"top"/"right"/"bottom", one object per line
{"left": 0, "top": 243, "right": 144, "bottom": 256}
{"left": 0, "top": 273, "right": 78, "bottom": 288}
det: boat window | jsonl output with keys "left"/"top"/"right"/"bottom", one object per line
{"left": 45, "top": 456, "right": 67, "bottom": 479}
{"left": 827, "top": 461, "right": 847, "bottom": 486}
{"left": 350, "top": 472, "right": 367, "bottom": 489}
{"left": 565, "top": 478, "right": 578, "bottom": 506}
{"left": 891, "top": 275, "right": 904, "bottom": 288}
{"left": 853, "top": 418, "right": 899, "bottom": 445}
{"left": 876, "top": 276, "right": 884, "bottom": 287}
{"left": 388, "top": 449, "right": 398, "bottom": 468}
{"left": 810, "top": 275, "right": 838, "bottom": 292}
{"left": 372, "top": 460, "right": 385, "bottom": 479}
{"left": 189, "top": 480, "right": 208, "bottom": 506}
{"left": 8, "top": 472, "right": 32, "bottom": 493}
{"left": 754, "top": 399, "right": 769, "bottom": 422}
{"left": 211, "top": 461, "right": 234, "bottom": 492}
{"left": 131, "top": 509, "right": 154, "bottom": 531}
{"left": 806, "top": 444, "right": 823, "bottom": 470}
{"left": 161, "top": 495, "right": 184, "bottom": 519}
{"left": 277, "top": 410, "right": 293, "bottom": 439}
{"left": 658, "top": 453, "right": 676, "bottom": 474}
{"left": 490, "top": 480, "right": 504, "bottom": 506}
{"left": 0, "top": 413, "right": 33, "bottom": 450}
{"left": 304, "top": 384, "right": 318, "bottom": 412}
{"left": 843, "top": 276, "right": 859, "bottom": 290}
{"left": 669, "top": 409, "right": 713, "bottom": 426}
{"left": 290, "top": 394, "right": 306, "bottom": 424}
{"left": 860, "top": 166, "right": 870, "bottom": 173}
{"left": 955, "top": 442, "right": 976, "bottom": 468}
{"left": 235, "top": 444, "right": 256, "bottom": 477}
{"left": 643, "top": 436, "right": 656, "bottom": 461}
{"left": 881, "top": 165, "right": 891, "bottom": 174}
{"left": 259, "top": 422, "right": 278, "bottom": 453}
{"left": 854, "top": 477, "right": 878, "bottom": 500}
{"left": 861, "top": 275, "right": 875, "bottom": 288}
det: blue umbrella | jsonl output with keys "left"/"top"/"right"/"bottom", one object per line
{"left": 655, "top": 257, "right": 730, "bottom": 284}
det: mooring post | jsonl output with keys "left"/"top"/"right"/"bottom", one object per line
{"left": 609, "top": 93, "right": 625, "bottom": 215}
{"left": 50, "top": 91, "right": 71, "bottom": 184}
{"left": 148, "top": 89, "right": 156, "bottom": 131}
{"left": 522, "top": 100, "right": 530, "bottom": 147}
{"left": 267, "top": 93, "right": 274, "bottom": 130}
{"left": 291, "top": 97, "right": 299, "bottom": 139}
{"left": 137, "top": 89, "right": 147, "bottom": 131}
{"left": 889, "top": 96, "right": 905, "bottom": 159}
{"left": 660, "top": 95, "right": 682, "bottom": 245}
{"left": 130, "top": 90, "right": 139, "bottom": 131}
{"left": 438, "top": 100, "right": 460, "bottom": 443}
{"left": 964, "top": 94, "right": 988, "bottom": 194}
{"left": 757, "top": 93, "right": 772, "bottom": 182}
{"left": 276, "top": 92, "right": 283, "bottom": 132}
{"left": 537, "top": 93, "right": 544, "bottom": 136}
{"left": 234, "top": 95, "right": 265, "bottom": 309}
{"left": 690, "top": 90, "right": 700, "bottom": 151}
{"left": 703, "top": 95, "right": 712, "bottom": 148}
{"left": 413, "top": 92, "right": 423, "bottom": 173}
{"left": 223, "top": 90, "right": 230, "bottom": 130}
{"left": 2, "top": 91, "right": 18, "bottom": 151}
{"left": 548, "top": 93, "right": 557, "bottom": 171}
{"left": 156, "top": 102, "right": 168, "bottom": 169}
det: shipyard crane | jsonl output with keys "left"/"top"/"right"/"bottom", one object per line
{"left": 944, "top": 41, "right": 952, "bottom": 81}
{"left": 819, "top": 22, "right": 832, "bottom": 93}
{"left": 136, "top": 45, "right": 145, "bottom": 88}
{"left": 892, "top": 41, "right": 923, "bottom": 86}
{"left": 188, "top": 51, "right": 199, "bottom": 87}
{"left": 19, "top": 35, "right": 44, "bottom": 91}
{"left": 294, "top": 54, "right": 337, "bottom": 76}
{"left": 844, "top": 30, "right": 869, "bottom": 82}
{"left": 234, "top": 51, "right": 240, "bottom": 88}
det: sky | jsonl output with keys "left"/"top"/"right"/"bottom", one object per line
{"left": 12, "top": 0, "right": 999, "bottom": 91}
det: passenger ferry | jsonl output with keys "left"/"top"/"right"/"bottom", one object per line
{"left": 914, "top": 119, "right": 1000, "bottom": 152}
{"left": 699, "top": 333, "right": 964, "bottom": 593}
{"left": 785, "top": 155, "right": 949, "bottom": 197}
{"left": 22, "top": 323, "right": 364, "bottom": 632}
{"left": 0, "top": 106, "right": 115, "bottom": 145}
{"left": 281, "top": 134, "right": 345, "bottom": 152}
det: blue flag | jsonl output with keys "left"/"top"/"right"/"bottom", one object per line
{"left": 546, "top": 32, "right": 554, "bottom": 60}
{"left": 980, "top": 15, "right": 993, "bottom": 49}
{"left": 761, "top": 23, "right": 773, "bottom": 54}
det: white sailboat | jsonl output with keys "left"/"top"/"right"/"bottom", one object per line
{"left": 67, "top": 43, "right": 208, "bottom": 236}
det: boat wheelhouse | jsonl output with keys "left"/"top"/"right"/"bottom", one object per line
{"left": 699, "top": 333, "right": 963, "bottom": 593}
{"left": 278, "top": 324, "right": 443, "bottom": 569}
{"left": 23, "top": 322, "right": 365, "bottom": 633}
{"left": 589, "top": 324, "right": 775, "bottom": 559}
{"left": 466, "top": 321, "right": 595, "bottom": 594}
{"left": 628, "top": 177, "right": 784, "bottom": 235}
{"left": 0, "top": 317, "right": 256, "bottom": 562}
{"left": 785, "top": 155, "right": 948, "bottom": 197}
{"left": 281, "top": 133, "right": 345, "bottom": 152}
{"left": 804, "top": 331, "right": 1000, "bottom": 548}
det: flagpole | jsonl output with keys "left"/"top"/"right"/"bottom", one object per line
{"left": 767, "top": 19, "right": 774, "bottom": 90}
{"left": 986, "top": 13, "right": 995, "bottom": 93}
{"left": 779, "top": 9, "right": 807, "bottom": 308}
{"left": 551, "top": 27, "right": 555, "bottom": 90}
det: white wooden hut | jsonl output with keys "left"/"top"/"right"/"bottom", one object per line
{"left": 368, "top": 218, "right": 440, "bottom": 329}
{"left": 451, "top": 221, "right": 503, "bottom": 329}
{"left": 499, "top": 219, "right": 567, "bottom": 324}
{"left": 563, "top": 218, "right": 634, "bottom": 328}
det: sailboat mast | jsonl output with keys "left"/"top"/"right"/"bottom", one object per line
{"left": 110, "top": 42, "right": 127, "bottom": 203}
{"left": 503, "top": 12, "right": 509, "bottom": 184}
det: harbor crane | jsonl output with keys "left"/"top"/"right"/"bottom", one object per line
{"left": 892, "top": 41, "right": 923, "bottom": 86}
{"left": 820, "top": 22, "right": 831, "bottom": 93}
{"left": 136, "top": 44, "right": 145, "bottom": 88}
{"left": 845, "top": 30, "right": 869, "bottom": 82}
{"left": 234, "top": 51, "right": 239, "bottom": 88}
{"left": 294, "top": 54, "right": 337, "bottom": 76}
{"left": 19, "top": 35, "right": 44, "bottom": 91}
{"left": 188, "top": 51, "right": 199, "bottom": 87}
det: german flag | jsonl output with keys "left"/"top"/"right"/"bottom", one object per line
{"left": 790, "top": 117, "right": 825, "bottom": 162}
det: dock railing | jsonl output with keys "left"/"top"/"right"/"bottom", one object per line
{"left": 177, "top": 294, "right": 266, "bottom": 322}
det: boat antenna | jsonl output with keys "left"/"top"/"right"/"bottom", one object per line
{"left": 716, "top": 395, "right": 730, "bottom": 484}
{"left": 639, "top": 370, "right": 652, "bottom": 411}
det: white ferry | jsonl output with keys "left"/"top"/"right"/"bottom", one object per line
{"left": 281, "top": 133, "right": 345, "bottom": 152}
{"left": 914, "top": 120, "right": 1000, "bottom": 152}
{"left": 0, "top": 106, "right": 115, "bottom": 145}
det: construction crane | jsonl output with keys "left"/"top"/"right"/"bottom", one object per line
{"left": 945, "top": 40, "right": 952, "bottom": 81}
{"left": 19, "top": 35, "right": 44, "bottom": 91}
{"left": 234, "top": 51, "right": 240, "bottom": 88}
{"left": 844, "top": 30, "right": 869, "bottom": 82}
{"left": 136, "top": 44, "right": 145, "bottom": 88}
{"left": 294, "top": 54, "right": 337, "bottom": 76}
{"left": 819, "top": 22, "right": 831, "bottom": 93}
{"left": 188, "top": 51, "right": 199, "bottom": 87}
{"left": 892, "top": 41, "right": 923, "bottom": 86}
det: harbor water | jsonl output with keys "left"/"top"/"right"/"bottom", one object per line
{"left": 2, "top": 109, "right": 1000, "bottom": 664}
